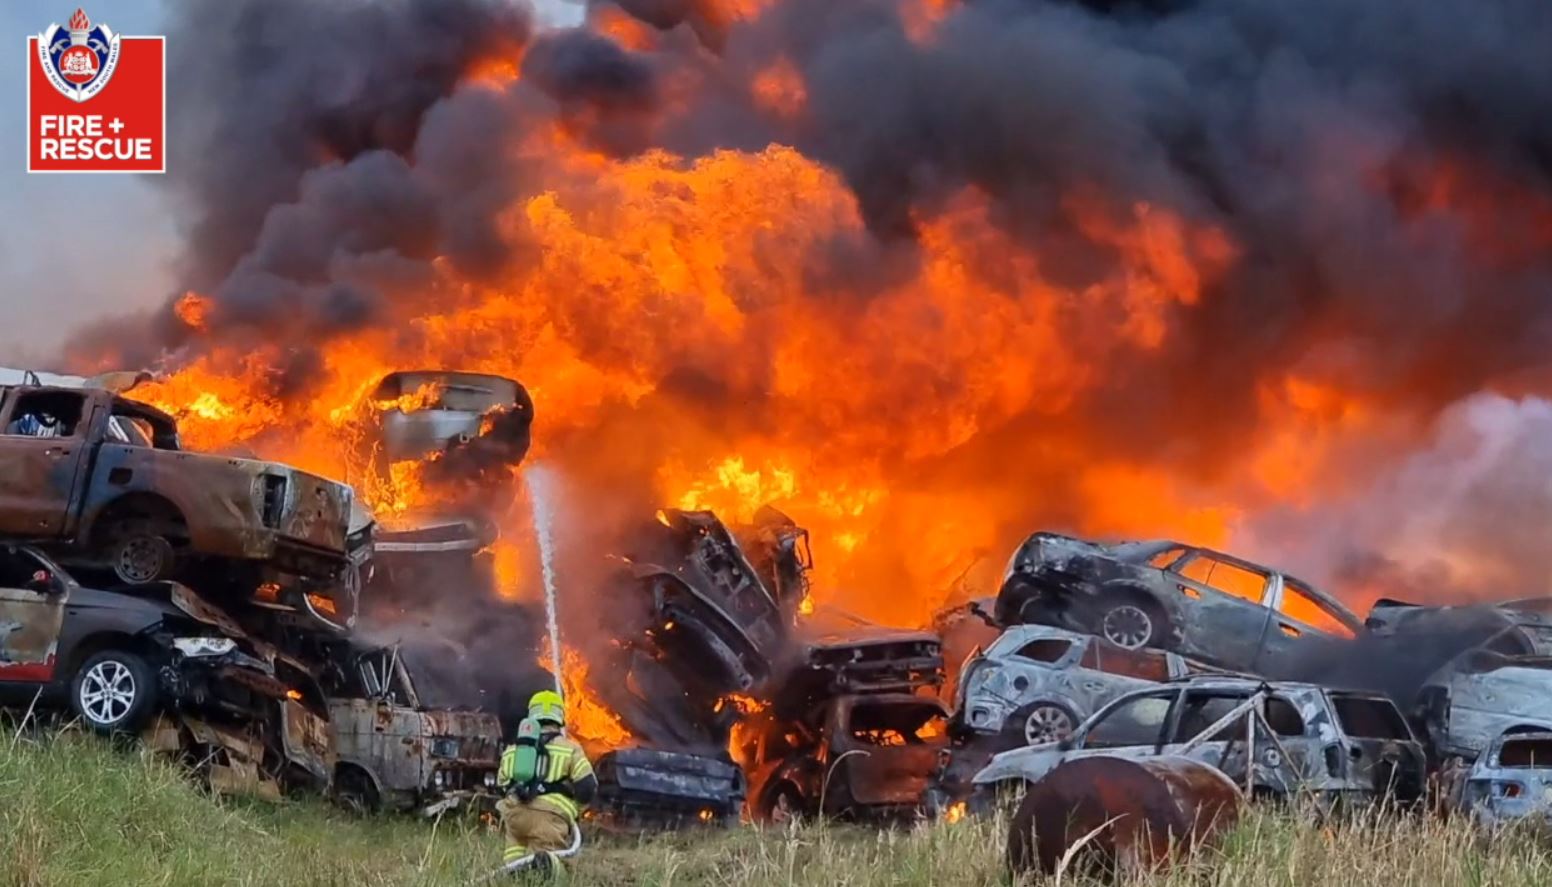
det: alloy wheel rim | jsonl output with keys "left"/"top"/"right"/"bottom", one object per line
{"left": 1024, "top": 707, "right": 1074, "bottom": 745}
{"left": 81, "top": 660, "right": 135, "bottom": 724}
{"left": 1102, "top": 605, "right": 1152, "bottom": 649}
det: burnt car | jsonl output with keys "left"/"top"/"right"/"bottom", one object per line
{"left": 0, "top": 543, "right": 332, "bottom": 789}
{"left": 368, "top": 370, "right": 531, "bottom": 475}
{"left": 970, "top": 676, "right": 1425, "bottom": 809}
{"left": 623, "top": 509, "right": 788, "bottom": 695}
{"left": 591, "top": 747, "right": 747, "bottom": 829}
{"left": 0, "top": 382, "right": 362, "bottom": 629}
{"left": 1413, "top": 648, "right": 1552, "bottom": 761}
{"left": 1367, "top": 596, "right": 1552, "bottom": 656}
{"left": 954, "top": 625, "right": 1207, "bottom": 747}
{"left": 1457, "top": 731, "right": 1552, "bottom": 827}
{"left": 996, "top": 533, "right": 1361, "bottom": 673}
{"left": 746, "top": 692, "right": 952, "bottom": 823}
{"left": 322, "top": 644, "right": 502, "bottom": 814}
{"left": 735, "top": 505, "right": 813, "bottom": 623}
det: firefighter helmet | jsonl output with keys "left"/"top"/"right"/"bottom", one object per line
{"left": 527, "top": 690, "right": 565, "bottom": 726}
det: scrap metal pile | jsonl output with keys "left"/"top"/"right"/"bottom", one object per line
{"left": 6, "top": 364, "right": 1552, "bottom": 854}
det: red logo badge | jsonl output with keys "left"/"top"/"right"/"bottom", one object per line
{"left": 27, "top": 8, "right": 164, "bottom": 173}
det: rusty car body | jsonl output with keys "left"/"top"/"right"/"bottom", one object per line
{"left": 591, "top": 747, "right": 747, "bottom": 829}
{"left": 969, "top": 676, "right": 1425, "bottom": 809}
{"left": 322, "top": 644, "right": 501, "bottom": 814}
{"left": 746, "top": 692, "right": 952, "bottom": 822}
{"left": 1456, "top": 731, "right": 1552, "bottom": 827}
{"left": 996, "top": 533, "right": 1361, "bottom": 674}
{"left": 954, "top": 625, "right": 1206, "bottom": 747}
{"left": 0, "top": 382, "right": 362, "bottom": 629}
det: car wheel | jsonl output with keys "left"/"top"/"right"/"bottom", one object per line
{"left": 70, "top": 650, "right": 158, "bottom": 734}
{"left": 106, "top": 525, "right": 177, "bottom": 585}
{"left": 1015, "top": 703, "right": 1078, "bottom": 747}
{"left": 1098, "top": 600, "right": 1157, "bottom": 649}
{"left": 334, "top": 766, "right": 381, "bottom": 814}
{"left": 763, "top": 783, "right": 805, "bottom": 825}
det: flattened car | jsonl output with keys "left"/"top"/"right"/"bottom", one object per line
{"left": 996, "top": 533, "right": 1361, "bottom": 674}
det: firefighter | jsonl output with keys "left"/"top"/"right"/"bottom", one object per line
{"left": 494, "top": 689, "right": 597, "bottom": 874}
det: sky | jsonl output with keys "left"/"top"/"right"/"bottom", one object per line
{"left": 0, "top": 0, "right": 175, "bottom": 368}
{"left": 0, "top": 0, "right": 579, "bottom": 369}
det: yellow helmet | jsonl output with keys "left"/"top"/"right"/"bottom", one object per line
{"left": 528, "top": 690, "right": 565, "bottom": 726}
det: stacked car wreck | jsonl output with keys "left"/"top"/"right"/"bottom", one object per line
{"left": 0, "top": 368, "right": 505, "bottom": 809}
{"left": 11, "top": 362, "right": 1552, "bottom": 849}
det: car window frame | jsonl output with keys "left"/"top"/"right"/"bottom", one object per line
{"left": 1076, "top": 688, "right": 1181, "bottom": 752}
{"left": 1168, "top": 550, "right": 1275, "bottom": 607}
{"left": 1265, "top": 576, "right": 1358, "bottom": 638}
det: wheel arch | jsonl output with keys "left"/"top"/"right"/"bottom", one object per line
{"left": 81, "top": 491, "right": 191, "bottom": 547}
{"left": 59, "top": 629, "right": 160, "bottom": 683}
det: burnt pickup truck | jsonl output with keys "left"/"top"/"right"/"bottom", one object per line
{"left": 322, "top": 644, "right": 502, "bottom": 814}
{"left": 0, "top": 383, "right": 365, "bottom": 629}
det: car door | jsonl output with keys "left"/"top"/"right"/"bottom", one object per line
{"left": 1165, "top": 551, "right": 1276, "bottom": 671}
{"left": 1255, "top": 576, "right": 1358, "bottom": 673}
{"left": 0, "top": 389, "right": 96, "bottom": 538}
{"left": 0, "top": 545, "right": 70, "bottom": 684}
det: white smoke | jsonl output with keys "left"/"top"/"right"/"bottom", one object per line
{"left": 1247, "top": 393, "right": 1552, "bottom": 606}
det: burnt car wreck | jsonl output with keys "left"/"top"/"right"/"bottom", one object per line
{"left": 0, "top": 542, "right": 332, "bottom": 794}
{"left": 321, "top": 643, "right": 502, "bottom": 815}
{"left": 970, "top": 676, "right": 1426, "bottom": 810}
{"left": 996, "top": 533, "right": 1361, "bottom": 674}
{"left": 0, "top": 379, "right": 366, "bottom": 632}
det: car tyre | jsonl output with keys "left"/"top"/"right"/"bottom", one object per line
{"left": 1006, "top": 702, "right": 1078, "bottom": 747}
{"left": 103, "top": 521, "right": 179, "bottom": 585}
{"left": 1095, "top": 595, "right": 1163, "bottom": 649}
{"left": 70, "top": 649, "right": 159, "bottom": 734}
{"left": 334, "top": 766, "right": 381, "bottom": 814}
{"left": 761, "top": 782, "right": 806, "bottom": 825}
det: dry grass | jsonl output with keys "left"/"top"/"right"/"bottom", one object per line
{"left": 5, "top": 728, "right": 1552, "bottom": 886}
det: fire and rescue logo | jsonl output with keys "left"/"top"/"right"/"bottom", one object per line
{"left": 36, "top": 8, "right": 120, "bottom": 103}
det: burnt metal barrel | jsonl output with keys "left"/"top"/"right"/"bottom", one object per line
{"left": 1007, "top": 755, "right": 1244, "bottom": 877}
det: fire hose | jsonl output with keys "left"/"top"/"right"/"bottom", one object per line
{"left": 483, "top": 823, "right": 584, "bottom": 880}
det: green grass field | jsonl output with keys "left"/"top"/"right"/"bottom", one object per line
{"left": 5, "top": 729, "right": 1552, "bottom": 886}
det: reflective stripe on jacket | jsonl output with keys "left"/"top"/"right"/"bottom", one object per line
{"left": 497, "top": 733, "right": 594, "bottom": 821}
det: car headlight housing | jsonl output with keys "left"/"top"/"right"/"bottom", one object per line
{"left": 172, "top": 637, "right": 237, "bottom": 658}
{"left": 429, "top": 737, "right": 462, "bottom": 759}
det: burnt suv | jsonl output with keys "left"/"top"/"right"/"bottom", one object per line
{"left": 0, "top": 383, "right": 364, "bottom": 630}
{"left": 970, "top": 676, "right": 1426, "bottom": 808}
{"left": 997, "top": 533, "right": 1361, "bottom": 674}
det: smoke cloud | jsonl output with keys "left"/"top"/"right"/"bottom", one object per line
{"left": 64, "top": 0, "right": 1552, "bottom": 619}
